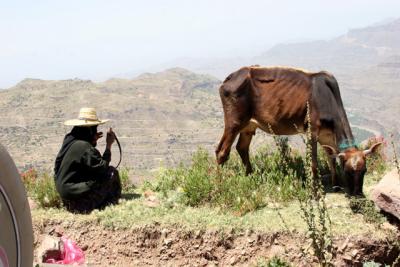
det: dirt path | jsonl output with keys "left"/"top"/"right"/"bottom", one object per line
{"left": 33, "top": 219, "right": 399, "bottom": 266}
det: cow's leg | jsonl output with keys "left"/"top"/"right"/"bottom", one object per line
{"left": 216, "top": 127, "right": 240, "bottom": 166}
{"left": 318, "top": 130, "right": 341, "bottom": 191}
{"left": 327, "top": 157, "right": 339, "bottom": 187}
{"left": 236, "top": 131, "right": 255, "bottom": 174}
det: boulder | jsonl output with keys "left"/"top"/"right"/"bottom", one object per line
{"left": 371, "top": 168, "right": 400, "bottom": 220}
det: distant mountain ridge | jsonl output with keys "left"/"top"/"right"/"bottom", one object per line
{"left": 151, "top": 18, "right": 400, "bottom": 79}
{"left": 254, "top": 18, "right": 400, "bottom": 74}
{"left": 153, "top": 18, "right": 400, "bottom": 144}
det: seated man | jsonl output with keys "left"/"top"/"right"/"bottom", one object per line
{"left": 54, "top": 107, "right": 121, "bottom": 213}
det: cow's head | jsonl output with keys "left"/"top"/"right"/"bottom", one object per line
{"left": 323, "top": 142, "right": 383, "bottom": 196}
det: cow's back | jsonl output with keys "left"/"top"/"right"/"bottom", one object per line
{"left": 249, "top": 67, "right": 313, "bottom": 131}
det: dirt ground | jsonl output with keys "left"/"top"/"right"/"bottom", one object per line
{"left": 33, "top": 219, "right": 400, "bottom": 267}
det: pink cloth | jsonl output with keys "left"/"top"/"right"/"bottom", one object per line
{"left": 45, "top": 236, "right": 85, "bottom": 265}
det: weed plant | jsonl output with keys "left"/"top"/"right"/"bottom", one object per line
{"left": 297, "top": 102, "right": 333, "bottom": 266}
{"left": 21, "top": 168, "right": 61, "bottom": 208}
{"left": 390, "top": 133, "right": 400, "bottom": 178}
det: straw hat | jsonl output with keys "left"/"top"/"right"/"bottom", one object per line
{"left": 64, "top": 107, "right": 109, "bottom": 127}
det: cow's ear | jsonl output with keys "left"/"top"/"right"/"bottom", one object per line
{"left": 322, "top": 145, "right": 338, "bottom": 159}
{"left": 363, "top": 142, "right": 383, "bottom": 156}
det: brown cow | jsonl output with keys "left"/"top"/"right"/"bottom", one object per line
{"left": 215, "top": 66, "right": 382, "bottom": 195}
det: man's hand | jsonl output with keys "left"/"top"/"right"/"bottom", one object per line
{"left": 106, "top": 128, "right": 116, "bottom": 150}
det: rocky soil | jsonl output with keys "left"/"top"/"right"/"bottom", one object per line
{"left": 33, "top": 219, "right": 400, "bottom": 266}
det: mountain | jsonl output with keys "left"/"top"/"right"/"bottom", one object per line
{"left": 157, "top": 18, "right": 400, "bottom": 144}
{"left": 254, "top": 18, "right": 400, "bottom": 73}
{"left": 0, "top": 68, "right": 224, "bottom": 172}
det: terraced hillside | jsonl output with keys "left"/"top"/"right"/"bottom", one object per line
{"left": 0, "top": 68, "right": 225, "bottom": 172}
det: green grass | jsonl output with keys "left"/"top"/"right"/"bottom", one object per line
{"left": 31, "top": 184, "right": 391, "bottom": 238}
{"left": 29, "top": 141, "right": 393, "bottom": 240}
{"left": 144, "top": 143, "right": 307, "bottom": 215}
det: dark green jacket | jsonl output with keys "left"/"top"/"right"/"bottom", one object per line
{"left": 55, "top": 140, "right": 111, "bottom": 199}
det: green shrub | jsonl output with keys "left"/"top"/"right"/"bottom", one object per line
{"left": 33, "top": 172, "right": 62, "bottom": 208}
{"left": 349, "top": 197, "right": 384, "bottom": 225}
{"left": 148, "top": 166, "right": 185, "bottom": 197}
{"left": 362, "top": 136, "right": 388, "bottom": 181}
{"left": 255, "top": 256, "right": 291, "bottom": 267}
{"left": 150, "top": 142, "right": 311, "bottom": 215}
{"left": 20, "top": 169, "right": 62, "bottom": 209}
{"left": 20, "top": 168, "right": 38, "bottom": 195}
{"left": 119, "top": 167, "right": 135, "bottom": 192}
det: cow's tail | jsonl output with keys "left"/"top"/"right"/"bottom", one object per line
{"left": 323, "top": 72, "right": 354, "bottom": 146}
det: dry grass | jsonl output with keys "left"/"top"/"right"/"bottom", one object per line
{"left": 31, "top": 174, "right": 393, "bottom": 240}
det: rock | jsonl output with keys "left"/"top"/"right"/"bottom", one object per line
{"left": 161, "top": 228, "right": 169, "bottom": 239}
{"left": 371, "top": 169, "right": 400, "bottom": 220}
{"left": 342, "top": 255, "right": 353, "bottom": 261}
{"left": 229, "top": 255, "right": 238, "bottom": 265}
{"left": 351, "top": 249, "right": 359, "bottom": 258}
{"left": 245, "top": 229, "right": 253, "bottom": 236}
{"left": 36, "top": 235, "right": 64, "bottom": 263}
{"left": 163, "top": 238, "right": 173, "bottom": 247}
{"left": 199, "top": 258, "right": 208, "bottom": 266}
{"left": 338, "top": 237, "right": 350, "bottom": 252}
{"left": 268, "top": 245, "right": 285, "bottom": 257}
{"left": 54, "top": 226, "right": 64, "bottom": 237}
{"left": 194, "top": 230, "right": 203, "bottom": 240}
{"left": 143, "top": 190, "right": 160, "bottom": 207}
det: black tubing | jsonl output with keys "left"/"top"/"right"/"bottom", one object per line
{"left": 114, "top": 134, "right": 122, "bottom": 169}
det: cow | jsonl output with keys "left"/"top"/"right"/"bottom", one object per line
{"left": 215, "top": 66, "right": 382, "bottom": 195}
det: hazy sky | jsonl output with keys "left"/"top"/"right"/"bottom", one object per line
{"left": 1, "top": 0, "right": 400, "bottom": 88}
